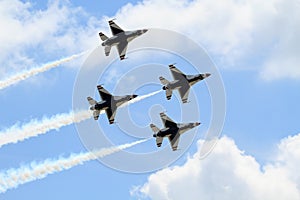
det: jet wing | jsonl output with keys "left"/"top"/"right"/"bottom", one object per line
{"left": 97, "top": 85, "right": 112, "bottom": 101}
{"left": 168, "top": 133, "right": 180, "bottom": 151}
{"left": 109, "top": 20, "right": 124, "bottom": 35}
{"left": 116, "top": 41, "right": 128, "bottom": 60}
{"left": 169, "top": 64, "right": 186, "bottom": 81}
{"left": 93, "top": 110, "right": 100, "bottom": 120}
{"left": 160, "top": 112, "right": 177, "bottom": 128}
{"left": 105, "top": 107, "right": 117, "bottom": 124}
{"left": 156, "top": 136, "right": 163, "bottom": 147}
{"left": 178, "top": 83, "right": 190, "bottom": 103}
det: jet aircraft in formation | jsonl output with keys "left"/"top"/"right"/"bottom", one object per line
{"left": 150, "top": 112, "right": 200, "bottom": 151}
{"left": 99, "top": 20, "right": 148, "bottom": 60}
{"left": 89, "top": 20, "right": 211, "bottom": 151}
{"left": 87, "top": 85, "right": 138, "bottom": 124}
{"left": 160, "top": 64, "right": 211, "bottom": 103}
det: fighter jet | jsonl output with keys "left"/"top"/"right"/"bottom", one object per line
{"left": 87, "top": 85, "right": 138, "bottom": 124}
{"left": 99, "top": 20, "right": 148, "bottom": 60}
{"left": 150, "top": 112, "right": 200, "bottom": 151}
{"left": 159, "top": 64, "right": 211, "bottom": 103}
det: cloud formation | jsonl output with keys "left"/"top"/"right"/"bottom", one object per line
{"left": 1, "top": 0, "right": 298, "bottom": 81}
{"left": 112, "top": 0, "right": 300, "bottom": 80}
{"left": 132, "top": 134, "right": 300, "bottom": 200}
{"left": 0, "top": 0, "right": 100, "bottom": 76}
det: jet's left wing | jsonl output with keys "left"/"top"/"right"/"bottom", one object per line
{"left": 116, "top": 41, "right": 128, "bottom": 60}
{"left": 109, "top": 20, "right": 124, "bottom": 35}
{"left": 169, "top": 64, "right": 186, "bottom": 81}
{"left": 168, "top": 133, "right": 180, "bottom": 151}
{"left": 178, "top": 84, "right": 190, "bottom": 103}
{"left": 105, "top": 107, "right": 117, "bottom": 124}
{"left": 160, "top": 112, "right": 177, "bottom": 128}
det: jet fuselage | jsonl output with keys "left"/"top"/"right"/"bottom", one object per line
{"left": 101, "top": 29, "right": 148, "bottom": 47}
{"left": 162, "top": 73, "right": 211, "bottom": 91}
{"left": 89, "top": 94, "right": 138, "bottom": 111}
{"left": 153, "top": 122, "right": 200, "bottom": 138}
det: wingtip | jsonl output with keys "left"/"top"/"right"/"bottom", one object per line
{"left": 108, "top": 18, "right": 116, "bottom": 23}
{"left": 169, "top": 63, "right": 176, "bottom": 68}
{"left": 97, "top": 85, "right": 103, "bottom": 89}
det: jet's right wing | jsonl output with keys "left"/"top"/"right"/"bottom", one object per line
{"left": 168, "top": 64, "right": 190, "bottom": 103}
{"left": 168, "top": 133, "right": 180, "bottom": 151}
{"left": 109, "top": 20, "right": 124, "bottom": 35}
{"left": 169, "top": 64, "right": 186, "bottom": 81}
{"left": 156, "top": 136, "right": 163, "bottom": 147}
{"left": 160, "top": 112, "right": 177, "bottom": 128}
{"left": 97, "top": 85, "right": 112, "bottom": 101}
{"left": 116, "top": 41, "right": 128, "bottom": 60}
{"left": 105, "top": 107, "right": 117, "bottom": 124}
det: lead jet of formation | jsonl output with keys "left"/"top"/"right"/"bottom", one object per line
{"left": 159, "top": 64, "right": 211, "bottom": 103}
{"left": 99, "top": 20, "right": 148, "bottom": 60}
{"left": 150, "top": 112, "right": 200, "bottom": 151}
{"left": 87, "top": 85, "right": 138, "bottom": 124}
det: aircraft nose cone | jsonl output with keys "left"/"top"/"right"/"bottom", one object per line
{"left": 206, "top": 73, "right": 211, "bottom": 77}
{"left": 133, "top": 94, "right": 138, "bottom": 98}
{"left": 162, "top": 86, "right": 167, "bottom": 90}
{"left": 195, "top": 122, "right": 201, "bottom": 126}
{"left": 153, "top": 134, "right": 157, "bottom": 137}
{"left": 143, "top": 29, "right": 148, "bottom": 33}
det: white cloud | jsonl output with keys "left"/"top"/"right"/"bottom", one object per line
{"left": 111, "top": 0, "right": 300, "bottom": 80}
{"left": 1, "top": 0, "right": 299, "bottom": 81}
{"left": 0, "top": 0, "right": 101, "bottom": 77}
{"left": 132, "top": 134, "right": 300, "bottom": 200}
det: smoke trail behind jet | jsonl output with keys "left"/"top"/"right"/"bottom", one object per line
{"left": 0, "top": 110, "right": 94, "bottom": 148}
{"left": 0, "top": 51, "right": 87, "bottom": 90}
{"left": 121, "top": 90, "right": 162, "bottom": 108}
{"left": 0, "top": 91, "right": 159, "bottom": 148}
{"left": 0, "top": 139, "right": 148, "bottom": 194}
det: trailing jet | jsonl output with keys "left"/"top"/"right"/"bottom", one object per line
{"left": 87, "top": 85, "right": 138, "bottom": 124}
{"left": 159, "top": 64, "right": 211, "bottom": 103}
{"left": 99, "top": 20, "right": 148, "bottom": 60}
{"left": 150, "top": 112, "right": 200, "bottom": 151}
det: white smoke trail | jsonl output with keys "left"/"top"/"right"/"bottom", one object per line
{"left": 0, "top": 91, "right": 160, "bottom": 148}
{"left": 120, "top": 90, "right": 162, "bottom": 108}
{"left": 0, "top": 51, "right": 87, "bottom": 90}
{"left": 0, "top": 110, "right": 93, "bottom": 148}
{"left": 0, "top": 139, "right": 148, "bottom": 194}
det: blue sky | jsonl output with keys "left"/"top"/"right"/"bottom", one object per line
{"left": 0, "top": 0, "right": 300, "bottom": 199}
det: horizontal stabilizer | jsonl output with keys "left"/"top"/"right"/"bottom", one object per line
{"left": 159, "top": 76, "right": 170, "bottom": 85}
{"left": 87, "top": 97, "right": 97, "bottom": 105}
{"left": 99, "top": 32, "right": 108, "bottom": 41}
{"left": 150, "top": 124, "right": 160, "bottom": 133}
